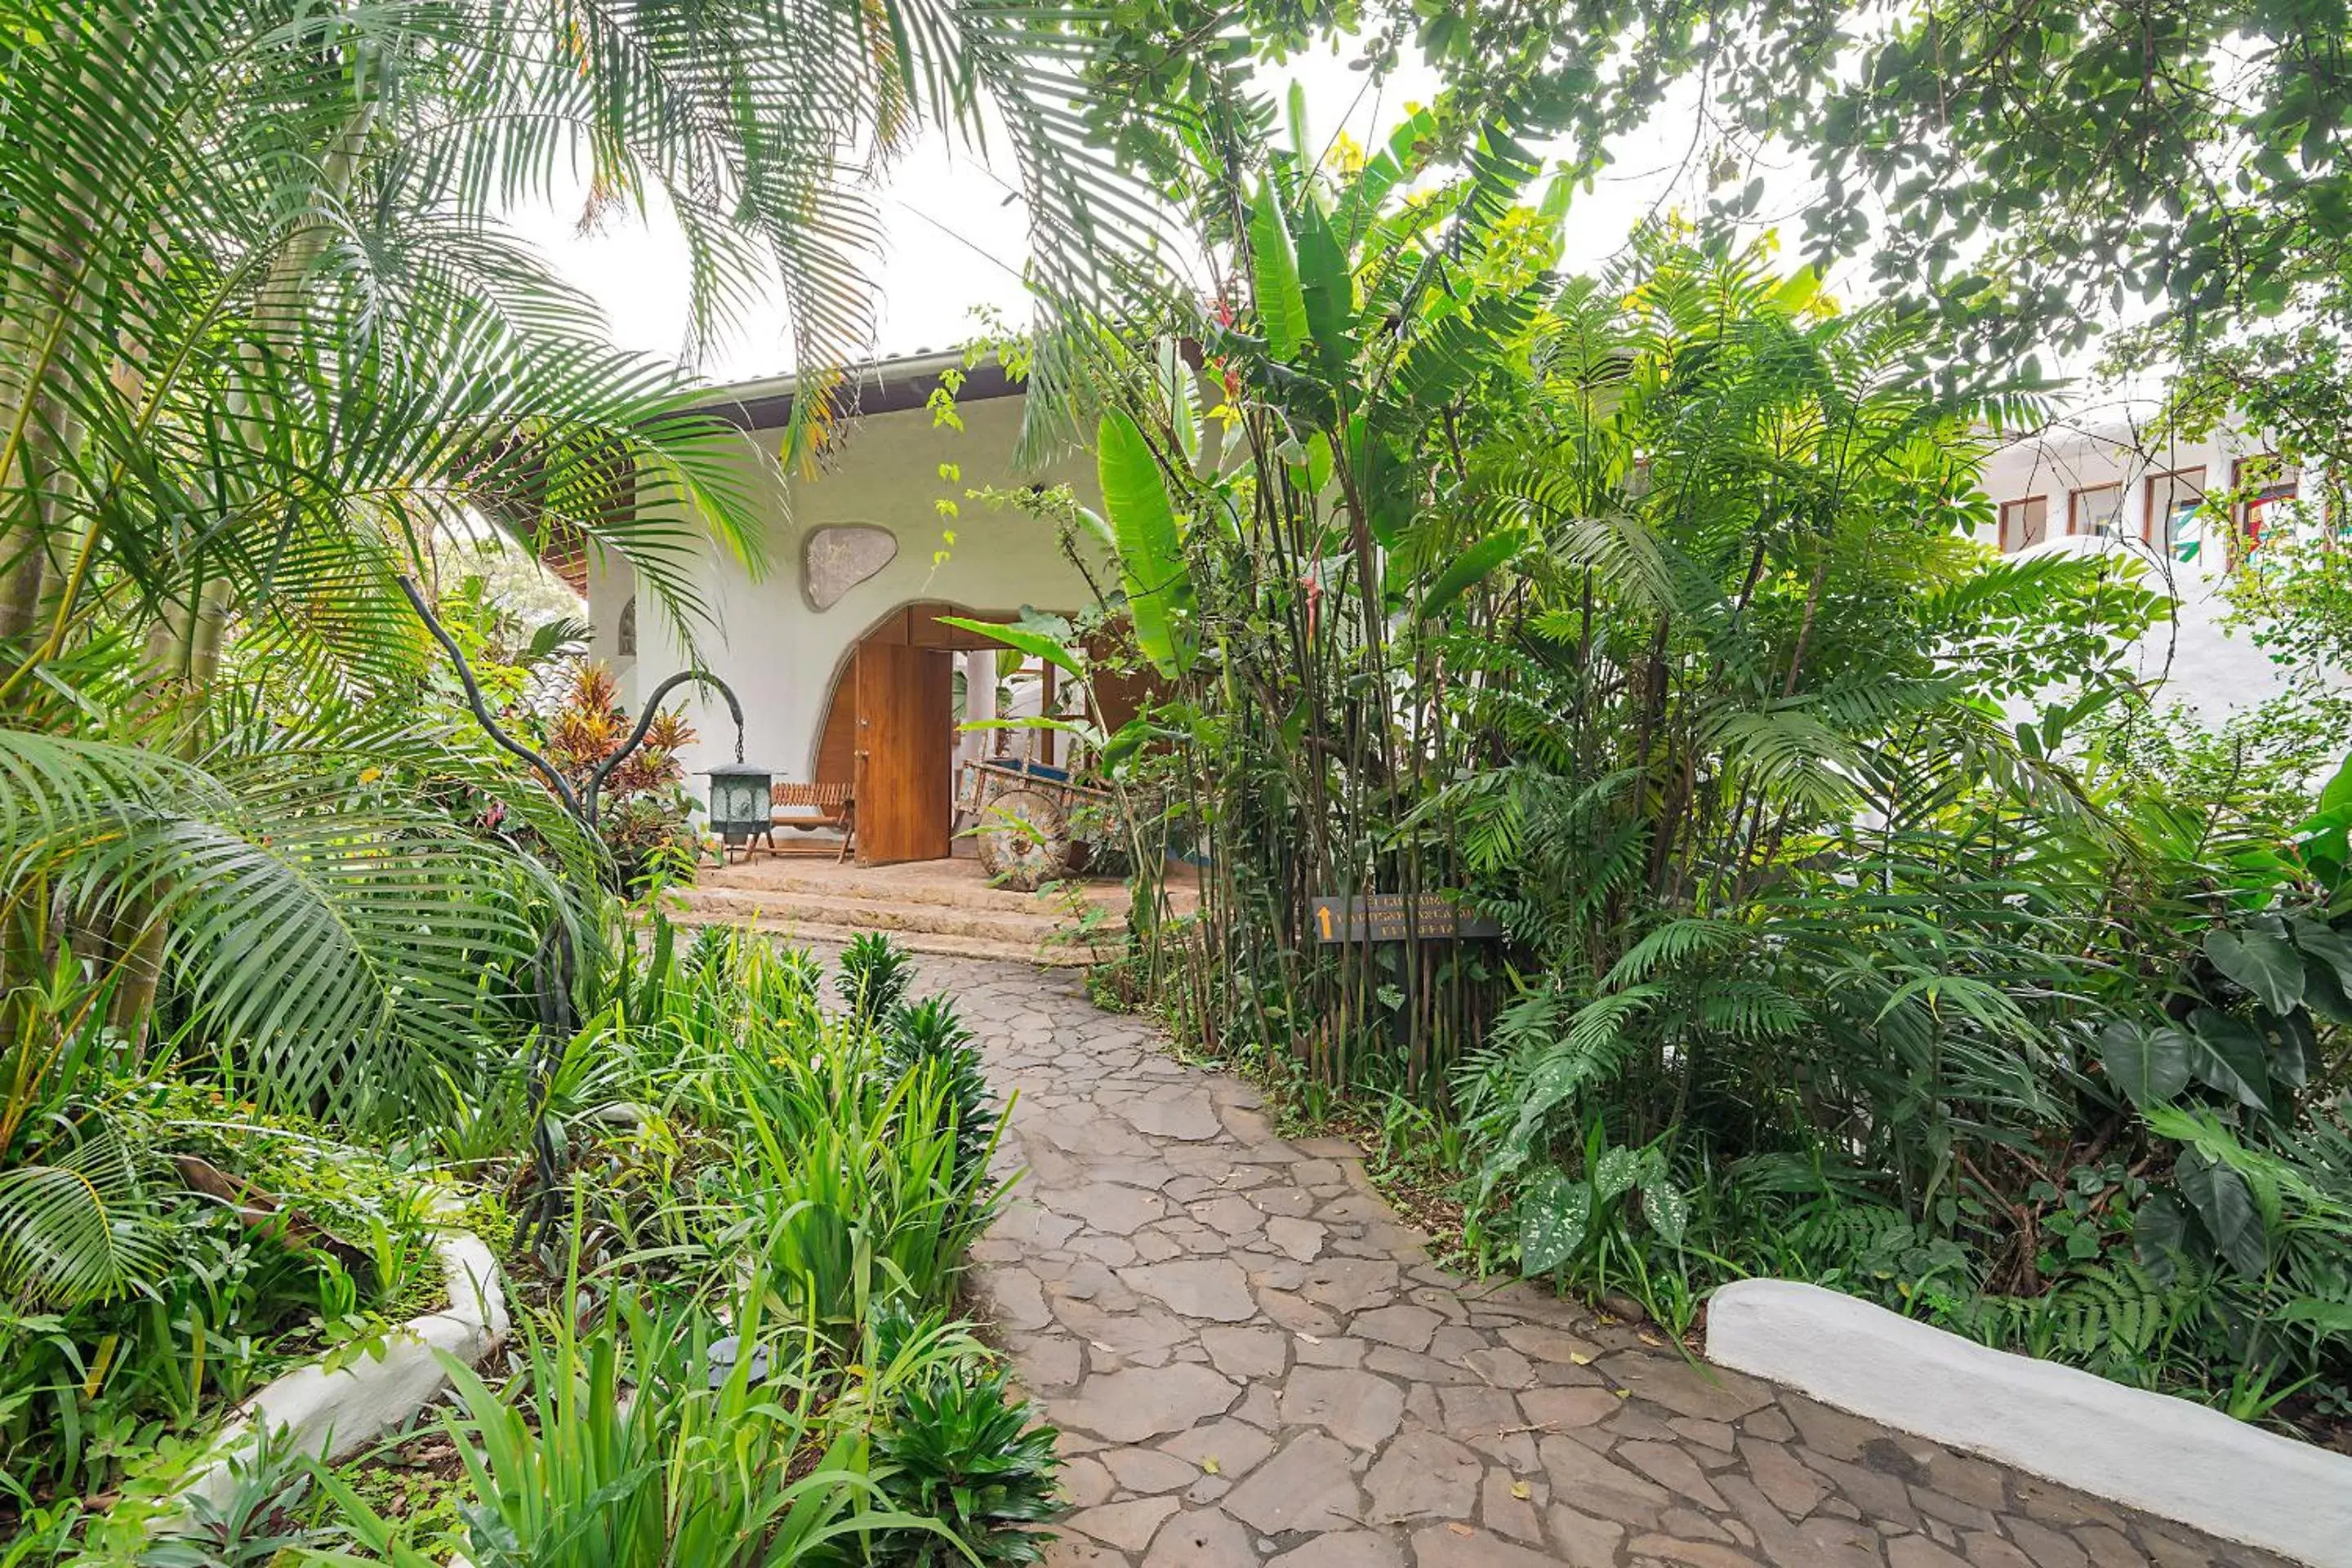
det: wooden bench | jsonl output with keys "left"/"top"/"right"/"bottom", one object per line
{"left": 770, "top": 781, "right": 855, "bottom": 862}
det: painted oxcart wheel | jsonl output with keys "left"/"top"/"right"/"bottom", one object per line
{"left": 977, "top": 786, "right": 1070, "bottom": 891}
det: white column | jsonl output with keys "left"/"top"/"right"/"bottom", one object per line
{"left": 961, "top": 649, "right": 997, "bottom": 767}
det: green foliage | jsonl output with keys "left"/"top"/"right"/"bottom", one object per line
{"left": 321, "top": 1288, "right": 924, "bottom": 1568}
{"left": 0, "top": 0, "right": 1174, "bottom": 708}
{"left": 133, "top": 1427, "right": 342, "bottom": 1566}
{"left": 1067, "top": 63, "right": 2350, "bottom": 1438}
{"left": 885, "top": 996, "right": 999, "bottom": 1194}
{"left": 866, "top": 1339, "right": 1063, "bottom": 1568}
{"left": 1513, "top": 1121, "right": 1687, "bottom": 1276}
{"left": 729, "top": 1039, "right": 1006, "bottom": 1350}
{"left": 0, "top": 727, "right": 571, "bottom": 1127}
{"left": 0, "top": 1120, "right": 159, "bottom": 1309}
{"left": 1094, "top": 410, "right": 1196, "bottom": 679}
{"left": 0, "top": 0, "right": 1125, "bottom": 1541}
{"left": 0, "top": 1083, "right": 447, "bottom": 1516}
{"left": 299, "top": 917, "right": 1038, "bottom": 1568}
{"left": 836, "top": 933, "right": 917, "bottom": 1030}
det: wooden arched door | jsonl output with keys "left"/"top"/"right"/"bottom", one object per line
{"left": 851, "top": 642, "right": 952, "bottom": 865}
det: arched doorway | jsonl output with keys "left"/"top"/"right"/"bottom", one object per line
{"left": 809, "top": 601, "right": 1044, "bottom": 866}
{"left": 806, "top": 599, "right": 1160, "bottom": 866}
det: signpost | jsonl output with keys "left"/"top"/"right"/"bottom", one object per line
{"left": 1309, "top": 893, "right": 1501, "bottom": 944}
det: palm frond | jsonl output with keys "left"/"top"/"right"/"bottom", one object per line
{"left": 0, "top": 728, "right": 566, "bottom": 1125}
{"left": 0, "top": 1120, "right": 163, "bottom": 1307}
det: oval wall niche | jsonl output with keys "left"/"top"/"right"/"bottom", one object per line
{"left": 803, "top": 524, "right": 898, "bottom": 611}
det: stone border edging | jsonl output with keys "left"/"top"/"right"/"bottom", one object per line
{"left": 176, "top": 1223, "right": 508, "bottom": 1512}
{"left": 1704, "top": 1278, "right": 2352, "bottom": 1567}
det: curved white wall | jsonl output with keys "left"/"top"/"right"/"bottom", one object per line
{"left": 1708, "top": 1280, "right": 2352, "bottom": 1566}
{"left": 586, "top": 392, "right": 1109, "bottom": 793}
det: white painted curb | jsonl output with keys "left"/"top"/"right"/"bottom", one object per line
{"left": 176, "top": 1225, "right": 508, "bottom": 1512}
{"left": 1706, "top": 1279, "right": 2352, "bottom": 1567}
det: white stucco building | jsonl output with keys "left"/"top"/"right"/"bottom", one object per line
{"left": 1974, "top": 417, "right": 2315, "bottom": 719}
{"left": 582, "top": 351, "right": 1126, "bottom": 865}
{"left": 576, "top": 354, "right": 2328, "bottom": 867}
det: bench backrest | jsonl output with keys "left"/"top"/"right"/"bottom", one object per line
{"left": 772, "top": 782, "right": 852, "bottom": 808}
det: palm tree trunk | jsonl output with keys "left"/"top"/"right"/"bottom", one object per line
{"left": 0, "top": 238, "right": 68, "bottom": 670}
{"left": 0, "top": 510, "right": 49, "bottom": 650}
{"left": 109, "top": 88, "right": 381, "bottom": 1041}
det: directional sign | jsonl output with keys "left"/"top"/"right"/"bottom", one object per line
{"left": 1310, "top": 893, "right": 1501, "bottom": 944}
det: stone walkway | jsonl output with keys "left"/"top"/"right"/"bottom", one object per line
{"left": 917, "top": 954, "right": 2292, "bottom": 1568}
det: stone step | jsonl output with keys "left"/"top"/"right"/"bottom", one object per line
{"left": 705, "top": 858, "right": 1107, "bottom": 911}
{"left": 667, "top": 907, "right": 1116, "bottom": 968}
{"left": 702, "top": 858, "right": 1196, "bottom": 918}
{"left": 678, "top": 884, "right": 1106, "bottom": 947}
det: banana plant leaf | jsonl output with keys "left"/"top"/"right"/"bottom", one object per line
{"left": 1097, "top": 410, "right": 1197, "bottom": 677}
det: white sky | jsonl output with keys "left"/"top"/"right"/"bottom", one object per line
{"left": 514, "top": 42, "right": 2133, "bottom": 417}
{"left": 514, "top": 46, "right": 1812, "bottom": 388}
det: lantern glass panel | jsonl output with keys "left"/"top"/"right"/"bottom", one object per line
{"left": 702, "top": 764, "right": 773, "bottom": 841}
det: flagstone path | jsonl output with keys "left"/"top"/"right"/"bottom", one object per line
{"left": 910, "top": 952, "right": 2296, "bottom": 1568}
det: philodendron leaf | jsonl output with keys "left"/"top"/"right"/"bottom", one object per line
{"left": 2318, "top": 746, "right": 2352, "bottom": 816}
{"left": 2305, "top": 957, "right": 2352, "bottom": 1025}
{"left": 1099, "top": 716, "right": 1152, "bottom": 773}
{"left": 2099, "top": 1022, "right": 2192, "bottom": 1107}
{"left": 2132, "top": 1190, "right": 2191, "bottom": 1285}
{"left": 1592, "top": 1145, "right": 1641, "bottom": 1204}
{"left": 2275, "top": 1298, "right": 2352, "bottom": 1335}
{"left": 1641, "top": 1178, "right": 1690, "bottom": 1247}
{"left": 2299, "top": 746, "right": 2352, "bottom": 877}
{"left": 2204, "top": 926, "right": 2305, "bottom": 1015}
{"left": 2290, "top": 915, "right": 2352, "bottom": 991}
{"left": 2300, "top": 803, "right": 2352, "bottom": 886}
{"left": 2174, "top": 1149, "right": 2268, "bottom": 1277}
{"left": 1419, "top": 530, "right": 1520, "bottom": 619}
{"left": 2269, "top": 1009, "right": 2318, "bottom": 1090}
{"left": 2185, "top": 1008, "right": 2274, "bottom": 1112}
{"left": 1517, "top": 1169, "right": 1590, "bottom": 1276}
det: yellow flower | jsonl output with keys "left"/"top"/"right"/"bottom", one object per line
{"left": 359, "top": 766, "right": 382, "bottom": 784}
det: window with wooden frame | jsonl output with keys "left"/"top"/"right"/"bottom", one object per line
{"left": 2145, "top": 467, "right": 2207, "bottom": 555}
{"left": 2068, "top": 483, "right": 2125, "bottom": 538}
{"left": 2231, "top": 455, "right": 2300, "bottom": 555}
{"left": 1998, "top": 496, "right": 2050, "bottom": 551}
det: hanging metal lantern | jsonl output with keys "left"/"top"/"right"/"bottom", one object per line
{"left": 703, "top": 761, "right": 774, "bottom": 854}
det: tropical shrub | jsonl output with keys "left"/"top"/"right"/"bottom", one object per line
{"left": 728, "top": 1032, "right": 1008, "bottom": 1348}
{"left": 544, "top": 664, "right": 703, "bottom": 889}
{"left": 322, "top": 1288, "right": 933, "bottom": 1568}
{"left": 866, "top": 1352, "right": 1062, "bottom": 1568}
{"left": 0, "top": 1075, "right": 447, "bottom": 1517}
{"left": 884, "top": 996, "right": 999, "bottom": 1193}
{"left": 1015, "top": 74, "right": 2351, "bottom": 1436}
{"left": 524, "top": 925, "right": 1010, "bottom": 1326}
{"left": 0, "top": 0, "right": 1129, "bottom": 1548}
{"left": 837, "top": 934, "right": 918, "bottom": 1029}
{"left": 131, "top": 1427, "right": 345, "bottom": 1568}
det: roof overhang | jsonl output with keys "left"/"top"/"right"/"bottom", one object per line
{"left": 692, "top": 349, "right": 1024, "bottom": 434}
